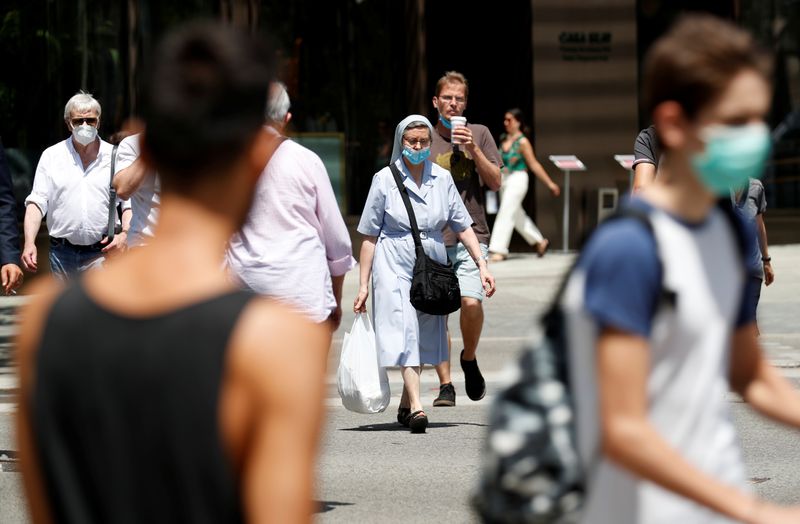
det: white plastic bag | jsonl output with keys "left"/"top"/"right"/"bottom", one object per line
{"left": 337, "top": 313, "right": 390, "bottom": 414}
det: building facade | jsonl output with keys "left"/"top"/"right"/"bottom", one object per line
{"left": 1, "top": 0, "right": 797, "bottom": 247}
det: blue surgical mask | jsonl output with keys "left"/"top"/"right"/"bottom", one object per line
{"left": 438, "top": 115, "right": 452, "bottom": 129}
{"left": 402, "top": 146, "right": 430, "bottom": 165}
{"left": 690, "top": 123, "right": 771, "bottom": 196}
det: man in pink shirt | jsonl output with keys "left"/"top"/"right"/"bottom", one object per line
{"left": 226, "top": 83, "right": 355, "bottom": 331}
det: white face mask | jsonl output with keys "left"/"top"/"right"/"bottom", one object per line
{"left": 72, "top": 124, "right": 97, "bottom": 146}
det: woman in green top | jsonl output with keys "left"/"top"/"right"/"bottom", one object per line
{"left": 488, "top": 108, "right": 560, "bottom": 261}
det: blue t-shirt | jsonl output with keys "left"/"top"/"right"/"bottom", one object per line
{"left": 576, "top": 199, "right": 758, "bottom": 338}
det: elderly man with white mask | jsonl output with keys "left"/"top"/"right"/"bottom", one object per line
{"left": 22, "top": 91, "right": 131, "bottom": 279}
{"left": 353, "top": 114, "right": 496, "bottom": 433}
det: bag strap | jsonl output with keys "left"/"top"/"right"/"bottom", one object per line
{"left": 106, "top": 144, "right": 120, "bottom": 242}
{"left": 388, "top": 163, "right": 424, "bottom": 252}
{"left": 542, "top": 205, "right": 657, "bottom": 327}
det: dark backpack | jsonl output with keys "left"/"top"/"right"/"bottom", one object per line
{"left": 473, "top": 200, "right": 747, "bottom": 524}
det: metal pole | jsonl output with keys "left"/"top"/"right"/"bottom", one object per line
{"left": 562, "top": 170, "right": 570, "bottom": 253}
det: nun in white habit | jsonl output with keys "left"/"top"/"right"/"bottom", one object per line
{"left": 353, "top": 114, "right": 496, "bottom": 433}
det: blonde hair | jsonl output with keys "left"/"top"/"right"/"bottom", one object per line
{"left": 435, "top": 71, "right": 469, "bottom": 99}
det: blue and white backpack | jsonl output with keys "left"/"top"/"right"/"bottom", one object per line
{"left": 473, "top": 200, "right": 747, "bottom": 524}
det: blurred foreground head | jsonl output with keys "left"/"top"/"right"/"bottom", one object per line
{"left": 643, "top": 14, "right": 773, "bottom": 193}
{"left": 140, "top": 21, "right": 275, "bottom": 193}
{"left": 643, "top": 14, "right": 772, "bottom": 137}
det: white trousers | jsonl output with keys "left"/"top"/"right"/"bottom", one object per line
{"left": 488, "top": 170, "right": 544, "bottom": 254}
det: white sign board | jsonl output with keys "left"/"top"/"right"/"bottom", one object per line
{"left": 548, "top": 155, "right": 586, "bottom": 171}
{"left": 614, "top": 154, "right": 635, "bottom": 170}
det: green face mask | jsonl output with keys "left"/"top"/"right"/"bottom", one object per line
{"left": 690, "top": 123, "right": 771, "bottom": 196}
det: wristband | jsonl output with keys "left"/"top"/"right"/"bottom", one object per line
{"left": 762, "top": 256, "right": 771, "bottom": 262}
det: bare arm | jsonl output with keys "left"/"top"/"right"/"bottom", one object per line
{"left": 101, "top": 208, "right": 132, "bottom": 254}
{"left": 329, "top": 274, "right": 345, "bottom": 330}
{"left": 469, "top": 144, "right": 502, "bottom": 191}
{"left": 519, "top": 138, "right": 559, "bottom": 196}
{"left": 597, "top": 327, "right": 800, "bottom": 523}
{"left": 21, "top": 204, "right": 43, "bottom": 272}
{"left": 455, "top": 127, "right": 501, "bottom": 191}
{"left": 121, "top": 207, "right": 132, "bottom": 232}
{"left": 755, "top": 214, "right": 773, "bottom": 286}
{"left": 112, "top": 158, "right": 149, "bottom": 200}
{"left": 353, "top": 236, "right": 376, "bottom": 312}
{"left": 632, "top": 163, "right": 656, "bottom": 193}
{"left": 455, "top": 227, "right": 495, "bottom": 297}
{"left": 730, "top": 323, "right": 800, "bottom": 425}
{"left": 16, "top": 278, "right": 63, "bottom": 524}
{"left": 234, "top": 304, "right": 329, "bottom": 523}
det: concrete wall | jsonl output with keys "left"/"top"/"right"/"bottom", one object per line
{"left": 531, "top": 0, "right": 638, "bottom": 249}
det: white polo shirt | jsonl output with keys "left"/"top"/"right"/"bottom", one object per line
{"left": 26, "top": 138, "right": 130, "bottom": 246}
{"left": 114, "top": 134, "right": 160, "bottom": 247}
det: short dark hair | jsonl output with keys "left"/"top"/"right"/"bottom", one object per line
{"left": 141, "top": 21, "right": 275, "bottom": 186}
{"left": 643, "top": 14, "right": 772, "bottom": 120}
{"left": 506, "top": 108, "right": 525, "bottom": 125}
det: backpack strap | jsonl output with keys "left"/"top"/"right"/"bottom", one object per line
{"left": 542, "top": 204, "right": 664, "bottom": 327}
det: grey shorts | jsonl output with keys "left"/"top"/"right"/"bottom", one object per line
{"left": 446, "top": 243, "right": 488, "bottom": 301}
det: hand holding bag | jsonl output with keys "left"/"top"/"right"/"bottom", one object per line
{"left": 389, "top": 163, "right": 461, "bottom": 316}
{"left": 337, "top": 313, "right": 390, "bottom": 414}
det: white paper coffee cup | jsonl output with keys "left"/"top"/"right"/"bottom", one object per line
{"left": 450, "top": 116, "right": 467, "bottom": 144}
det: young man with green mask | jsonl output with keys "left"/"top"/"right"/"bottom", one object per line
{"left": 561, "top": 15, "right": 800, "bottom": 523}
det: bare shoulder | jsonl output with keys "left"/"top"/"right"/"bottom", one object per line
{"left": 227, "top": 298, "right": 329, "bottom": 398}
{"left": 519, "top": 136, "right": 532, "bottom": 147}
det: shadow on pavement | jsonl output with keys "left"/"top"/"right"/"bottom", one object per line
{"left": 315, "top": 500, "right": 355, "bottom": 513}
{"left": 340, "top": 421, "right": 485, "bottom": 432}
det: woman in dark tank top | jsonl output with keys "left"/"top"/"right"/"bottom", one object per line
{"left": 16, "top": 22, "right": 330, "bottom": 524}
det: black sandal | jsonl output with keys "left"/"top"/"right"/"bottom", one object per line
{"left": 407, "top": 410, "right": 428, "bottom": 434}
{"left": 397, "top": 407, "right": 411, "bottom": 427}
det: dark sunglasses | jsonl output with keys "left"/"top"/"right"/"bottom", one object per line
{"left": 71, "top": 117, "right": 98, "bottom": 126}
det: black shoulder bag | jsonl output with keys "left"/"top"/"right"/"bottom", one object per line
{"left": 388, "top": 163, "right": 461, "bottom": 316}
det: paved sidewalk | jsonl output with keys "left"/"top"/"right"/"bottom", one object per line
{"left": 0, "top": 246, "right": 798, "bottom": 523}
